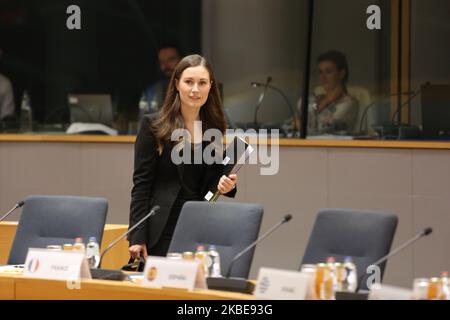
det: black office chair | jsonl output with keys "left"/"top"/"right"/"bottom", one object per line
{"left": 7, "top": 195, "right": 108, "bottom": 265}
{"left": 168, "top": 201, "right": 264, "bottom": 279}
{"left": 301, "top": 208, "right": 398, "bottom": 291}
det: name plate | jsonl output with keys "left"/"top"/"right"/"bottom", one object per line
{"left": 254, "top": 267, "right": 312, "bottom": 300}
{"left": 23, "top": 248, "right": 91, "bottom": 281}
{"left": 142, "top": 256, "right": 206, "bottom": 291}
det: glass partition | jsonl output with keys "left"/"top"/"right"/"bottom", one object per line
{"left": 304, "top": 0, "right": 393, "bottom": 139}
{"left": 0, "top": 0, "right": 201, "bottom": 135}
{"left": 203, "top": 0, "right": 307, "bottom": 138}
{"left": 1, "top": 0, "right": 449, "bottom": 141}
{"left": 409, "top": 0, "right": 450, "bottom": 140}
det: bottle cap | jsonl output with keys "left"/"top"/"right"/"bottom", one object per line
{"left": 209, "top": 245, "right": 217, "bottom": 250}
{"left": 326, "top": 256, "right": 335, "bottom": 263}
{"left": 74, "top": 237, "right": 83, "bottom": 243}
{"left": 89, "top": 237, "right": 97, "bottom": 242}
{"left": 196, "top": 245, "right": 205, "bottom": 251}
{"left": 440, "top": 271, "right": 449, "bottom": 277}
{"left": 430, "top": 277, "right": 440, "bottom": 282}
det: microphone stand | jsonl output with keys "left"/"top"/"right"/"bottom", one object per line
{"left": 379, "top": 82, "right": 431, "bottom": 140}
{"left": 0, "top": 201, "right": 25, "bottom": 222}
{"left": 251, "top": 82, "right": 298, "bottom": 136}
{"left": 90, "top": 205, "right": 160, "bottom": 281}
{"left": 337, "top": 227, "right": 432, "bottom": 300}
{"left": 356, "top": 227, "right": 433, "bottom": 294}
{"left": 266, "top": 85, "right": 296, "bottom": 123}
{"left": 207, "top": 215, "right": 292, "bottom": 294}
{"left": 225, "top": 217, "right": 290, "bottom": 278}
{"left": 98, "top": 207, "right": 158, "bottom": 268}
{"left": 358, "top": 91, "right": 414, "bottom": 135}
{"left": 252, "top": 77, "right": 272, "bottom": 129}
{"left": 371, "top": 229, "right": 430, "bottom": 268}
{"left": 390, "top": 86, "right": 427, "bottom": 124}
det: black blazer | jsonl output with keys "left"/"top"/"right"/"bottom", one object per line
{"left": 128, "top": 114, "right": 236, "bottom": 248}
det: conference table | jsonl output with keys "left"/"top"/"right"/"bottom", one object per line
{"left": 0, "top": 222, "right": 129, "bottom": 269}
{"left": 0, "top": 273, "right": 254, "bottom": 300}
{"left": 0, "top": 221, "right": 254, "bottom": 300}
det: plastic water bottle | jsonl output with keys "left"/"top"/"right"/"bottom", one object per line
{"left": 86, "top": 237, "right": 100, "bottom": 268}
{"left": 325, "top": 256, "right": 337, "bottom": 299}
{"left": 343, "top": 256, "right": 358, "bottom": 292}
{"left": 194, "top": 245, "right": 209, "bottom": 277}
{"left": 20, "top": 90, "right": 33, "bottom": 132}
{"left": 73, "top": 237, "right": 85, "bottom": 253}
{"left": 207, "top": 245, "right": 222, "bottom": 278}
{"left": 439, "top": 271, "right": 450, "bottom": 300}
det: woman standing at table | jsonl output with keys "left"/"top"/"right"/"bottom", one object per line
{"left": 127, "top": 54, "right": 237, "bottom": 261}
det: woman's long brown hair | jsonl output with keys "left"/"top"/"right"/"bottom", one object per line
{"left": 152, "top": 54, "right": 226, "bottom": 152}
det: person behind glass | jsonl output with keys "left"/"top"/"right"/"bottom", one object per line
{"left": 145, "top": 45, "right": 182, "bottom": 112}
{"left": 304, "top": 50, "right": 358, "bottom": 135}
{"left": 128, "top": 54, "right": 238, "bottom": 261}
{"left": 0, "top": 49, "right": 15, "bottom": 121}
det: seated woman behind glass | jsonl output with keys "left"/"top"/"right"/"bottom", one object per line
{"left": 307, "top": 50, "right": 358, "bottom": 135}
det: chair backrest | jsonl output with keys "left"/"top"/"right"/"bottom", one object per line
{"left": 168, "top": 201, "right": 263, "bottom": 279}
{"left": 301, "top": 208, "right": 398, "bottom": 290}
{"left": 7, "top": 195, "right": 108, "bottom": 265}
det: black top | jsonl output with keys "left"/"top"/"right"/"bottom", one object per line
{"left": 162, "top": 143, "right": 207, "bottom": 239}
{"left": 178, "top": 142, "right": 207, "bottom": 200}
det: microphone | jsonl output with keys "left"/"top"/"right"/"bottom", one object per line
{"left": 90, "top": 205, "right": 160, "bottom": 281}
{"left": 366, "top": 83, "right": 430, "bottom": 140}
{"left": 252, "top": 76, "right": 272, "bottom": 129}
{"left": 98, "top": 205, "right": 160, "bottom": 268}
{"left": 0, "top": 200, "right": 25, "bottom": 222}
{"left": 357, "top": 227, "right": 433, "bottom": 292}
{"left": 390, "top": 82, "right": 431, "bottom": 124}
{"left": 226, "top": 214, "right": 292, "bottom": 277}
{"left": 358, "top": 91, "right": 414, "bottom": 135}
{"left": 251, "top": 80, "right": 297, "bottom": 134}
{"left": 207, "top": 214, "right": 293, "bottom": 294}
